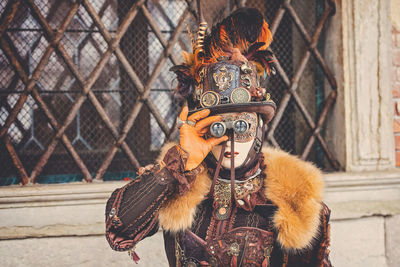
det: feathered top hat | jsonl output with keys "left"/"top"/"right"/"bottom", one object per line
{"left": 171, "top": 6, "right": 276, "bottom": 122}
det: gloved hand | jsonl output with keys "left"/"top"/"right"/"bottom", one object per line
{"left": 179, "top": 106, "right": 228, "bottom": 170}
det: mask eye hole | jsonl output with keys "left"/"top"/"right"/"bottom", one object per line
{"left": 210, "top": 122, "right": 226, "bottom": 137}
{"left": 234, "top": 120, "right": 248, "bottom": 134}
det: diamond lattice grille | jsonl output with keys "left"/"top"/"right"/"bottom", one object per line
{"left": 0, "top": 0, "right": 340, "bottom": 186}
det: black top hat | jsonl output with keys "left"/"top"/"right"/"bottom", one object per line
{"left": 188, "top": 58, "right": 276, "bottom": 123}
{"left": 171, "top": 7, "right": 276, "bottom": 122}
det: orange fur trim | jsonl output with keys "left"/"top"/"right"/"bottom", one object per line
{"left": 263, "top": 147, "right": 323, "bottom": 251}
{"left": 156, "top": 144, "right": 324, "bottom": 250}
{"left": 157, "top": 142, "right": 212, "bottom": 232}
{"left": 158, "top": 169, "right": 211, "bottom": 232}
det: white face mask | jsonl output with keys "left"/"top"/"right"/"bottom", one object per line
{"left": 211, "top": 139, "right": 255, "bottom": 169}
{"left": 210, "top": 112, "right": 262, "bottom": 169}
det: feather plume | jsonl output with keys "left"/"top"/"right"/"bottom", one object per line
{"left": 170, "top": 8, "right": 274, "bottom": 99}
{"left": 170, "top": 64, "right": 194, "bottom": 100}
{"left": 204, "top": 8, "right": 272, "bottom": 61}
{"left": 245, "top": 43, "right": 276, "bottom": 76}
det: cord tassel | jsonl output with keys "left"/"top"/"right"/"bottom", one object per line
{"left": 230, "top": 132, "right": 235, "bottom": 201}
{"left": 231, "top": 255, "right": 238, "bottom": 267}
{"left": 262, "top": 258, "right": 268, "bottom": 267}
{"left": 208, "top": 142, "right": 226, "bottom": 197}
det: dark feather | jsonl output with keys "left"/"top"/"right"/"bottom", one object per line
{"left": 245, "top": 42, "right": 266, "bottom": 59}
{"left": 204, "top": 7, "right": 265, "bottom": 58}
{"left": 246, "top": 48, "right": 277, "bottom": 75}
{"left": 169, "top": 65, "right": 195, "bottom": 99}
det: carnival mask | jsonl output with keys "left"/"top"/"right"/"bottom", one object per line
{"left": 210, "top": 112, "right": 259, "bottom": 168}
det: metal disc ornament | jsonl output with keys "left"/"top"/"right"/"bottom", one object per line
{"left": 230, "top": 87, "right": 251, "bottom": 103}
{"left": 200, "top": 91, "right": 220, "bottom": 107}
{"left": 215, "top": 204, "right": 230, "bottom": 220}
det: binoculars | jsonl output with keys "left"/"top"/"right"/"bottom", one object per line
{"left": 209, "top": 119, "right": 249, "bottom": 137}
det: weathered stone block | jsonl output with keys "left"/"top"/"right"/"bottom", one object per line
{"left": 0, "top": 232, "right": 168, "bottom": 267}
{"left": 386, "top": 215, "right": 400, "bottom": 267}
{"left": 329, "top": 217, "right": 387, "bottom": 267}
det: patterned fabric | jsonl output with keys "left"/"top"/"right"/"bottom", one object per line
{"left": 105, "top": 145, "right": 332, "bottom": 266}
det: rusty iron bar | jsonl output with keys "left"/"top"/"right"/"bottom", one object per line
{"left": 0, "top": 1, "right": 79, "bottom": 138}
{"left": 264, "top": 0, "right": 340, "bottom": 169}
{"left": 122, "top": 8, "right": 192, "bottom": 135}
{"left": 265, "top": 58, "right": 298, "bottom": 140}
{"left": 290, "top": 89, "right": 340, "bottom": 169}
{"left": 123, "top": 8, "right": 191, "bottom": 134}
{"left": 83, "top": 0, "right": 183, "bottom": 131}
{"left": 301, "top": 90, "right": 341, "bottom": 170}
{"left": 0, "top": 34, "right": 93, "bottom": 182}
{"left": 0, "top": 0, "right": 22, "bottom": 137}
{"left": 268, "top": 135, "right": 280, "bottom": 148}
{"left": 164, "top": 103, "right": 185, "bottom": 144}
{"left": 31, "top": 89, "right": 93, "bottom": 181}
{"left": 83, "top": 0, "right": 176, "bottom": 172}
{"left": 326, "top": 0, "right": 336, "bottom": 16}
{"left": 83, "top": 0, "right": 171, "bottom": 136}
{"left": 94, "top": 7, "right": 190, "bottom": 180}
{"left": 133, "top": 9, "right": 191, "bottom": 135}
{"left": 0, "top": 0, "right": 19, "bottom": 35}
{"left": 267, "top": 2, "right": 332, "bottom": 137}
{"left": 0, "top": 95, "right": 27, "bottom": 136}
{"left": 26, "top": 0, "right": 145, "bottom": 182}
{"left": 291, "top": 91, "right": 317, "bottom": 129}
{"left": 140, "top": 5, "right": 180, "bottom": 65}
{"left": 269, "top": 5, "right": 286, "bottom": 36}
{"left": 151, "top": 1, "right": 190, "bottom": 52}
{"left": 0, "top": 0, "right": 342, "bottom": 182}
{"left": 184, "top": 0, "right": 198, "bottom": 23}
{"left": 0, "top": 2, "right": 93, "bottom": 181}
{"left": 283, "top": 1, "right": 337, "bottom": 90}
{"left": 4, "top": 136, "right": 29, "bottom": 185}
{"left": 76, "top": 1, "right": 113, "bottom": 57}
{"left": 27, "top": 0, "right": 144, "bottom": 181}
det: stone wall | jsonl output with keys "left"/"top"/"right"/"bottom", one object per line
{"left": 392, "top": 0, "right": 400, "bottom": 167}
{"left": 0, "top": 175, "right": 399, "bottom": 267}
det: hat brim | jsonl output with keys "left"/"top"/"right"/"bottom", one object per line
{"left": 188, "top": 101, "right": 276, "bottom": 123}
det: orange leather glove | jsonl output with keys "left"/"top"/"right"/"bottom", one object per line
{"left": 179, "top": 106, "right": 228, "bottom": 170}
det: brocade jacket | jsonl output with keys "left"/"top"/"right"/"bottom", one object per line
{"left": 105, "top": 144, "right": 332, "bottom": 267}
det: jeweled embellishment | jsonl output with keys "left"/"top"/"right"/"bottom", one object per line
{"left": 219, "top": 207, "right": 227, "bottom": 215}
{"left": 213, "top": 171, "right": 262, "bottom": 220}
{"left": 200, "top": 91, "right": 220, "bottom": 107}
{"left": 230, "top": 87, "right": 251, "bottom": 103}
{"left": 215, "top": 204, "right": 230, "bottom": 220}
{"left": 213, "top": 66, "right": 233, "bottom": 91}
{"left": 240, "top": 74, "right": 251, "bottom": 89}
{"left": 229, "top": 242, "right": 240, "bottom": 256}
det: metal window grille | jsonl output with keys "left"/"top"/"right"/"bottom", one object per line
{"left": 0, "top": 0, "right": 340, "bottom": 186}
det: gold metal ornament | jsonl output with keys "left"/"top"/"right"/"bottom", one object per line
{"left": 241, "top": 75, "right": 251, "bottom": 89}
{"left": 230, "top": 87, "right": 251, "bottom": 104}
{"left": 198, "top": 67, "right": 205, "bottom": 82}
{"left": 229, "top": 243, "right": 240, "bottom": 256}
{"left": 213, "top": 66, "right": 234, "bottom": 91}
{"left": 240, "top": 62, "right": 252, "bottom": 74}
{"left": 195, "top": 22, "right": 208, "bottom": 55}
{"left": 200, "top": 91, "right": 220, "bottom": 107}
{"left": 215, "top": 204, "right": 230, "bottom": 220}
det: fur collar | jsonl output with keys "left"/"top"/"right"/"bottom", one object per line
{"left": 158, "top": 144, "right": 324, "bottom": 251}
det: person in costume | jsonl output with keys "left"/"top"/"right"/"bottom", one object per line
{"left": 105, "top": 7, "right": 332, "bottom": 267}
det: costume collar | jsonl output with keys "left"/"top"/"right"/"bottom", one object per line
{"left": 158, "top": 144, "right": 324, "bottom": 251}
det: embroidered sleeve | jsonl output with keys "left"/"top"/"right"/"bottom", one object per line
{"left": 105, "top": 145, "right": 201, "bottom": 255}
{"left": 286, "top": 203, "right": 332, "bottom": 267}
